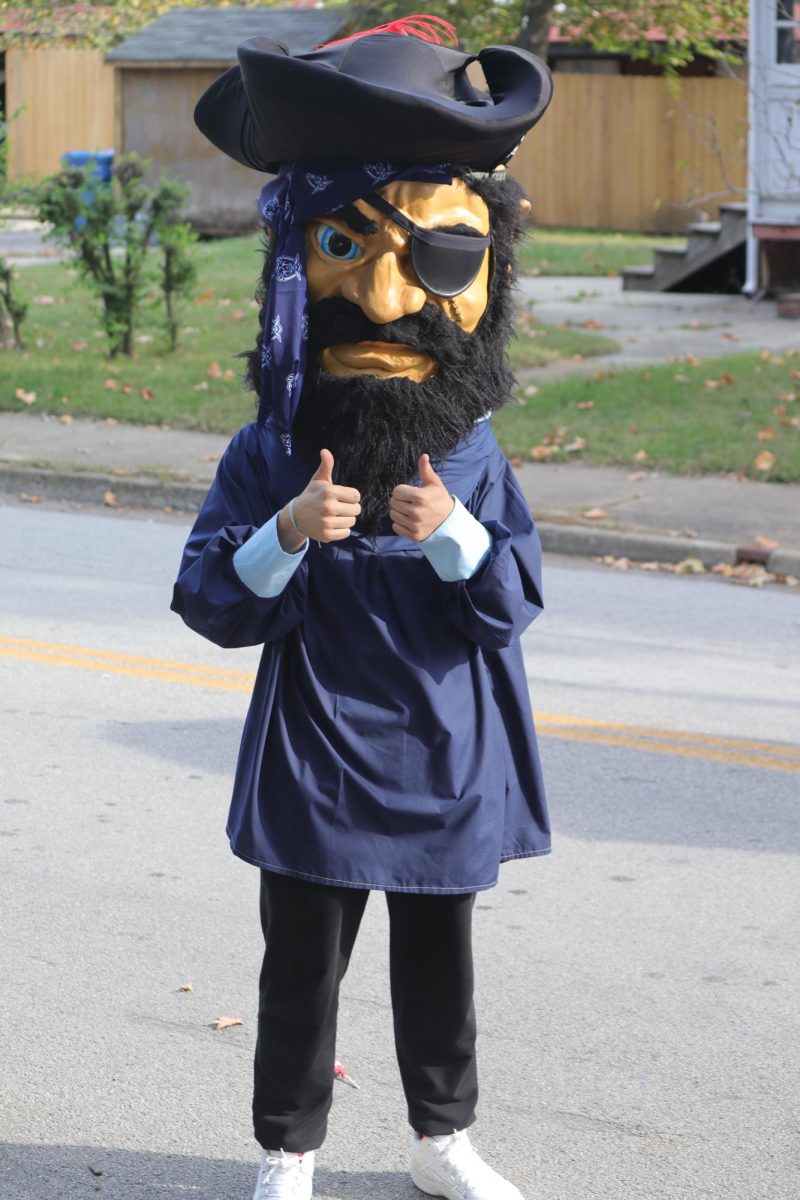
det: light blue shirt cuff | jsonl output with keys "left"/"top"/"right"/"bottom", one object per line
{"left": 233, "top": 513, "right": 308, "bottom": 598}
{"left": 420, "top": 496, "right": 492, "bottom": 582}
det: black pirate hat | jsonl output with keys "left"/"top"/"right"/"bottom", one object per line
{"left": 194, "top": 17, "right": 552, "bottom": 174}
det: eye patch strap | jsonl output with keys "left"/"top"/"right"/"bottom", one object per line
{"left": 366, "top": 193, "right": 491, "bottom": 252}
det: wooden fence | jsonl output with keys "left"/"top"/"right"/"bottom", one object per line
{"left": 510, "top": 73, "right": 748, "bottom": 232}
{"left": 5, "top": 49, "right": 748, "bottom": 232}
{"left": 5, "top": 48, "right": 116, "bottom": 181}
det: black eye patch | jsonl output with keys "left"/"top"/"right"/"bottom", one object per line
{"left": 366, "top": 193, "right": 491, "bottom": 298}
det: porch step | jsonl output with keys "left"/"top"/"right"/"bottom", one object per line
{"left": 623, "top": 202, "right": 747, "bottom": 292}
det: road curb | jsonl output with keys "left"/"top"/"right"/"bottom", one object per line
{"left": 2, "top": 463, "right": 799, "bottom": 576}
{"left": 536, "top": 520, "right": 737, "bottom": 567}
{"left": 0, "top": 464, "right": 208, "bottom": 512}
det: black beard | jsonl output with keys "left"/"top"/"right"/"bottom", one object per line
{"left": 291, "top": 295, "right": 514, "bottom": 537}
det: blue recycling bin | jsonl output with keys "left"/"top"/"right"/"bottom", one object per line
{"left": 61, "top": 149, "right": 114, "bottom": 183}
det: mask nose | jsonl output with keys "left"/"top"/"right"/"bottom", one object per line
{"left": 342, "top": 250, "right": 427, "bottom": 325}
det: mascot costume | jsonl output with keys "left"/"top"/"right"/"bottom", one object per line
{"left": 172, "top": 16, "right": 553, "bottom": 1200}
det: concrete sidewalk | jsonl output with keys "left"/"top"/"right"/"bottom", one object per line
{"left": 2, "top": 411, "right": 798, "bottom": 576}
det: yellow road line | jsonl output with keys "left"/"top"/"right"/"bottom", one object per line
{"left": 2, "top": 635, "right": 798, "bottom": 773}
{"left": 0, "top": 634, "right": 254, "bottom": 680}
{"left": 536, "top": 726, "right": 800, "bottom": 775}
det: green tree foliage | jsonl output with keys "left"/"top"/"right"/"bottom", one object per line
{"left": 0, "top": 0, "right": 749, "bottom": 64}
{"left": 344, "top": 0, "right": 748, "bottom": 70}
{"left": 36, "top": 154, "right": 196, "bottom": 357}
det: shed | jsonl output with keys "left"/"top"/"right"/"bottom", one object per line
{"left": 106, "top": 7, "right": 349, "bottom": 234}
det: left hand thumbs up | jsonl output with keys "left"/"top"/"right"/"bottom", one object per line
{"left": 389, "top": 453, "right": 455, "bottom": 542}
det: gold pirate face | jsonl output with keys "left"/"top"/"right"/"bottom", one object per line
{"left": 305, "top": 179, "right": 492, "bottom": 383}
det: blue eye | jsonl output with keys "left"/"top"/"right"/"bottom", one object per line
{"left": 315, "top": 225, "right": 361, "bottom": 261}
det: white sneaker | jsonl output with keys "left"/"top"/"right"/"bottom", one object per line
{"left": 409, "top": 1130, "right": 525, "bottom": 1200}
{"left": 252, "top": 1148, "right": 314, "bottom": 1199}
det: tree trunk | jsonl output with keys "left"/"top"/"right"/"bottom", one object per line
{"left": 516, "top": 0, "right": 556, "bottom": 60}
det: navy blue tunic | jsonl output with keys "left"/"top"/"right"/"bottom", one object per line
{"left": 171, "top": 418, "right": 550, "bottom": 893}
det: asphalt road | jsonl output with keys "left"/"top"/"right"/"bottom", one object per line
{"left": 1, "top": 502, "right": 798, "bottom": 1200}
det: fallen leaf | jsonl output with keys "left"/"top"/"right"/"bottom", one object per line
{"left": 530, "top": 445, "right": 557, "bottom": 460}
{"left": 140, "top": 387, "right": 155, "bottom": 401}
{"left": 135, "top": 334, "right": 153, "bottom": 344}
{"left": 721, "top": 331, "right": 743, "bottom": 341}
{"left": 523, "top": 385, "right": 539, "bottom": 397}
{"left": 248, "top": 299, "right": 260, "bottom": 310}
{"left": 233, "top": 309, "right": 246, "bottom": 321}
{"left": 218, "top": 297, "right": 232, "bottom": 307}
{"left": 19, "top": 492, "right": 42, "bottom": 503}
{"left": 628, "top": 471, "right": 647, "bottom": 481}
{"left": 194, "top": 381, "right": 210, "bottom": 392}
{"left": 564, "top": 437, "right": 587, "bottom": 453}
{"left": 577, "top": 400, "right": 594, "bottom": 410}
{"left": 791, "top": 370, "right": 800, "bottom": 380}
{"left": 685, "top": 353, "right": 701, "bottom": 367}
{"left": 93, "top": 330, "right": 105, "bottom": 338}
{"left": 59, "top": 414, "right": 74, "bottom": 425}
{"left": 628, "top": 425, "right": 640, "bottom": 434}
{"left": 754, "top": 451, "right": 776, "bottom": 471}
{"left": 675, "top": 557, "right": 705, "bottom": 575}
{"left": 207, "top": 360, "right": 223, "bottom": 379}
{"left": 71, "top": 341, "right": 88, "bottom": 351}
{"left": 779, "top": 391, "right": 797, "bottom": 403}
{"left": 33, "top": 294, "right": 55, "bottom": 305}
{"left": 111, "top": 468, "right": 129, "bottom": 477}
{"left": 634, "top": 449, "right": 649, "bottom": 462}
{"left": 704, "top": 378, "right": 722, "bottom": 391}
{"left": 754, "top": 535, "right": 780, "bottom": 550}
{"left": 178, "top": 983, "right": 193, "bottom": 993}
{"left": 104, "top": 378, "right": 118, "bottom": 391}
{"left": 571, "top": 353, "right": 584, "bottom": 363}
{"left": 121, "top": 384, "right": 132, "bottom": 395}
{"left": 583, "top": 319, "right": 604, "bottom": 329}
{"left": 196, "top": 288, "right": 215, "bottom": 304}
{"left": 103, "top": 417, "right": 119, "bottom": 426}
{"left": 215, "top": 1015, "right": 243, "bottom": 1031}
{"left": 760, "top": 348, "right": 771, "bottom": 361}
{"left": 773, "top": 405, "right": 787, "bottom": 416}
{"left": 673, "top": 374, "right": 691, "bottom": 384}
{"left": 223, "top": 368, "right": 236, "bottom": 382}
{"left": 641, "top": 371, "right": 652, "bottom": 381}
{"left": 201, "top": 453, "right": 219, "bottom": 463}
{"left": 757, "top": 426, "right": 775, "bottom": 441}
{"left": 103, "top": 491, "right": 118, "bottom": 507}
{"left": 584, "top": 507, "right": 608, "bottom": 519}
{"left": 15, "top": 388, "right": 36, "bottom": 405}
{"left": 509, "top": 456, "right": 523, "bottom": 467}
{"left": 591, "top": 372, "right": 605, "bottom": 382}
{"left": 720, "top": 373, "right": 735, "bottom": 384}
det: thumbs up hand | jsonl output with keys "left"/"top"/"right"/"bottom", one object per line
{"left": 389, "top": 454, "right": 455, "bottom": 542}
{"left": 277, "top": 449, "right": 361, "bottom": 551}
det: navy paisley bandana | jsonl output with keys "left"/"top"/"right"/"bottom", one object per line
{"left": 257, "top": 161, "right": 453, "bottom": 452}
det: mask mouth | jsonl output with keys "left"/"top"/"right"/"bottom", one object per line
{"left": 366, "top": 193, "right": 491, "bottom": 298}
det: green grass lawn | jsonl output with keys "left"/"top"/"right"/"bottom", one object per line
{"left": 0, "top": 236, "right": 617, "bottom": 432}
{"left": 493, "top": 352, "right": 800, "bottom": 482}
{"left": 518, "top": 227, "right": 674, "bottom": 277}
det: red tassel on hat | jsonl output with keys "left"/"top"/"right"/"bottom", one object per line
{"left": 320, "top": 14, "right": 458, "bottom": 50}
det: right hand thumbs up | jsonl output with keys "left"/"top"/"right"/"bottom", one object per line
{"left": 312, "top": 448, "right": 335, "bottom": 484}
{"left": 286, "top": 448, "right": 361, "bottom": 544}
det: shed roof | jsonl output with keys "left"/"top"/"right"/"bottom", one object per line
{"left": 106, "top": 6, "right": 348, "bottom": 65}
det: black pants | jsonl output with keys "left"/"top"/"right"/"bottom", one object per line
{"left": 253, "top": 870, "right": 478, "bottom": 1152}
